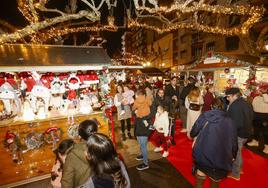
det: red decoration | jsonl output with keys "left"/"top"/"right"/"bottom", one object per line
{"left": 68, "top": 90, "right": 77, "bottom": 100}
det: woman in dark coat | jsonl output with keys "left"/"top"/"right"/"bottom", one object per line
{"left": 190, "top": 98, "right": 238, "bottom": 188}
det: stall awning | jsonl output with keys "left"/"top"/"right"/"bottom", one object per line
{"left": 0, "top": 44, "right": 111, "bottom": 72}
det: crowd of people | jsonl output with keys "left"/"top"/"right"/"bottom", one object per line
{"left": 49, "top": 75, "right": 268, "bottom": 188}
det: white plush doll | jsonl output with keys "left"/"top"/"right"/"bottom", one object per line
{"left": 50, "top": 94, "right": 63, "bottom": 110}
{"left": 79, "top": 94, "right": 93, "bottom": 114}
{"left": 31, "top": 85, "right": 51, "bottom": 117}
{"left": 0, "top": 82, "right": 21, "bottom": 116}
{"left": 50, "top": 77, "right": 66, "bottom": 94}
{"left": 88, "top": 92, "right": 100, "bottom": 108}
{"left": 23, "top": 93, "right": 36, "bottom": 121}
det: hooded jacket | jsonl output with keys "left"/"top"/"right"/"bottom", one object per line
{"left": 190, "top": 110, "right": 238, "bottom": 172}
{"left": 61, "top": 142, "right": 91, "bottom": 188}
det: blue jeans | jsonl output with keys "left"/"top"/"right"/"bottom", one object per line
{"left": 232, "top": 137, "right": 247, "bottom": 177}
{"left": 137, "top": 136, "right": 149, "bottom": 165}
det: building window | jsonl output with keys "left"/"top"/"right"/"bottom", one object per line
{"left": 229, "top": 15, "right": 241, "bottom": 27}
{"left": 206, "top": 42, "right": 215, "bottom": 52}
{"left": 181, "top": 35, "right": 187, "bottom": 43}
{"left": 225, "top": 36, "right": 239, "bottom": 51}
{"left": 180, "top": 50, "right": 187, "bottom": 59}
{"left": 173, "top": 52, "right": 178, "bottom": 65}
{"left": 173, "top": 39, "right": 178, "bottom": 49}
{"left": 192, "top": 47, "right": 202, "bottom": 58}
{"left": 192, "top": 33, "right": 203, "bottom": 44}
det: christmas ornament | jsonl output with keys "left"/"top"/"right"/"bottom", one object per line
{"left": 67, "top": 123, "right": 79, "bottom": 139}
{"left": 43, "top": 127, "right": 63, "bottom": 150}
{"left": 23, "top": 132, "right": 44, "bottom": 153}
{"left": 4, "top": 131, "right": 23, "bottom": 163}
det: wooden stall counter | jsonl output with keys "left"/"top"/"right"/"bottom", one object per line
{"left": 0, "top": 112, "right": 110, "bottom": 187}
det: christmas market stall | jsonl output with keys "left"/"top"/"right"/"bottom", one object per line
{"left": 0, "top": 44, "right": 118, "bottom": 187}
{"left": 180, "top": 52, "right": 264, "bottom": 96}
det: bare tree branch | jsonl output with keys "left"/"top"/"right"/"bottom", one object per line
{"left": 36, "top": 4, "right": 66, "bottom": 16}
{"left": 0, "top": 11, "right": 99, "bottom": 44}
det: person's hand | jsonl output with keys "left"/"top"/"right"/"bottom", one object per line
{"left": 172, "top": 96, "right": 177, "bottom": 101}
{"left": 122, "top": 100, "right": 128, "bottom": 105}
{"left": 143, "top": 120, "right": 149, "bottom": 127}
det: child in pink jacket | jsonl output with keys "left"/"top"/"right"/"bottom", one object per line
{"left": 51, "top": 139, "right": 74, "bottom": 188}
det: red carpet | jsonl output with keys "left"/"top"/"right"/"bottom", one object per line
{"left": 165, "top": 125, "right": 268, "bottom": 188}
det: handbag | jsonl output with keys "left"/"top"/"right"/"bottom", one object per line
{"left": 189, "top": 103, "right": 201, "bottom": 111}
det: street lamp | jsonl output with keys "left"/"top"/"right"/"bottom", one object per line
{"left": 146, "top": 61, "right": 151, "bottom": 66}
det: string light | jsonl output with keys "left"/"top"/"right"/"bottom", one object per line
{"left": 31, "top": 25, "right": 117, "bottom": 43}
{"left": 18, "top": 0, "right": 39, "bottom": 23}
{"left": 112, "top": 52, "right": 148, "bottom": 65}
{"left": 128, "top": 20, "right": 242, "bottom": 35}
{"left": 0, "top": 1, "right": 265, "bottom": 45}
{"left": 132, "top": 3, "right": 265, "bottom": 36}
{"left": 0, "top": 11, "right": 100, "bottom": 44}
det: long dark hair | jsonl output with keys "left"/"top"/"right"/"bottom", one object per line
{"left": 86, "top": 133, "right": 127, "bottom": 188}
{"left": 54, "top": 139, "right": 74, "bottom": 170}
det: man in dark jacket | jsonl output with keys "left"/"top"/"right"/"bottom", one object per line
{"left": 179, "top": 76, "right": 196, "bottom": 132}
{"left": 61, "top": 119, "right": 98, "bottom": 188}
{"left": 190, "top": 98, "right": 238, "bottom": 188}
{"left": 164, "top": 77, "right": 180, "bottom": 144}
{"left": 154, "top": 88, "right": 172, "bottom": 114}
{"left": 225, "top": 88, "right": 253, "bottom": 181}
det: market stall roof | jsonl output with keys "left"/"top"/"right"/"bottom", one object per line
{"left": 136, "top": 67, "right": 164, "bottom": 76}
{"left": 0, "top": 44, "right": 111, "bottom": 72}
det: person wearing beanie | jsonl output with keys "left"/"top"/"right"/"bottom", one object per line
{"left": 225, "top": 88, "right": 253, "bottom": 181}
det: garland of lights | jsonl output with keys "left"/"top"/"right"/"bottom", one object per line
{"left": 31, "top": 25, "right": 117, "bottom": 43}
{"left": 0, "top": 11, "right": 99, "bottom": 44}
{"left": 112, "top": 52, "right": 148, "bottom": 65}
{"left": 133, "top": 3, "right": 265, "bottom": 36}
{"left": 0, "top": 0, "right": 265, "bottom": 46}
{"left": 18, "top": 0, "right": 39, "bottom": 23}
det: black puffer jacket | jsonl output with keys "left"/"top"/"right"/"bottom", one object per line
{"left": 134, "top": 105, "right": 155, "bottom": 137}
{"left": 227, "top": 97, "right": 254, "bottom": 138}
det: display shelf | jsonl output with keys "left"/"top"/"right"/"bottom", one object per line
{"left": 0, "top": 112, "right": 109, "bottom": 186}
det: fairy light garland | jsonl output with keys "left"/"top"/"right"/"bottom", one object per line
{"left": 18, "top": 0, "right": 39, "bottom": 23}
{"left": 0, "top": 1, "right": 265, "bottom": 44}
{"left": 0, "top": 11, "right": 100, "bottom": 44}
{"left": 31, "top": 25, "right": 118, "bottom": 43}
{"left": 112, "top": 52, "right": 148, "bottom": 65}
{"left": 137, "top": 3, "right": 264, "bottom": 16}
{"left": 133, "top": 3, "right": 265, "bottom": 36}
{"left": 128, "top": 20, "right": 242, "bottom": 35}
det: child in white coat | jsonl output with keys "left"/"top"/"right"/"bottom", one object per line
{"left": 153, "top": 105, "right": 170, "bottom": 157}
